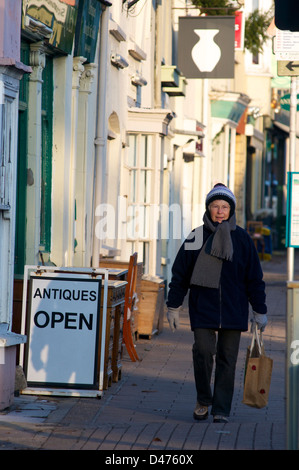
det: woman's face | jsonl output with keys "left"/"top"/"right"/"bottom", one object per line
{"left": 208, "top": 199, "right": 230, "bottom": 223}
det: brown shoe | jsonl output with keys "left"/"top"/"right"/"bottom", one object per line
{"left": 193, "top": 402, "right": 208, "bottom": 420}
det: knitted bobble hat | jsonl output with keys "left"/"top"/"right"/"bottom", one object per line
{"left": 205, "top": 183, "right": 236, "bottom": 215}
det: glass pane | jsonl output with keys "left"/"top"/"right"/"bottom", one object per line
{"left": 138, "top": 205, "right": 150, "bottom": 239}
{"left": 143, "top": 242, "right": 149, "bottom": 274}
{"left": 140, "top": 169, "right": 151, "bottom": 203}
{"left": 0, "top": 98, "right": 12, "bottom": 208}
{"left": 139, "top": 135, "right": 146, "bottom": 167}
{"left": 128, "top": 134, "right": 137, "bottom": 167}
{"left": 127, "top": 204, "right": 150, "bottom": 240}
{"left": 130, "top": 169, "right": 137, "bottom": 203}
{"left": 140, "top": 134, "right": 152, "bottom": 167}
{"left": 147, "top": 134, "right": 152, "bottom": 167}
{"left": 127, "top": 204, "right": 136, "bottom": 239}
{"left": 143, "top": 206, "right": 150, "bottom": 239}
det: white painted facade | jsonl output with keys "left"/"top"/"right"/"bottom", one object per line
{"left": 19, "top": 0, "right": 277, "bottom": 286}
{"left": 0, "top": 0, "right": 29, "bottom": 409}
{"left": 0, "top": 67, "right": 23, "bottom": 324}
{"left": 1, "top": 0, "right": 286, "bottom": 337}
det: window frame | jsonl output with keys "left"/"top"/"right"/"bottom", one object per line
{"left": 126, "top": 133, "right": 155, "bottom": 242}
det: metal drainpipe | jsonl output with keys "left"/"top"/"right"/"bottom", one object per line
{"left": 92, "top": 6, "right": 109, "bottom": 268}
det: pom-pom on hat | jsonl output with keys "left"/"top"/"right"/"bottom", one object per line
{"left": 205, "top": 183, "right": 236, "bottom": 214}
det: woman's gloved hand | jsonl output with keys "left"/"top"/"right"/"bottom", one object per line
{"left": 252, "top": 311, "right": 268, "bottom": 332}
{"left": 167, "top": 307, "right": 181, "bottom": 332}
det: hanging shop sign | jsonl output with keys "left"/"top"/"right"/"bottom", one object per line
{"left": 286, "top": 172, "right": 299, "bottom": 248}
{"left": 74, "top": 0, "right": 102, "bottom": 63}
{"left": 235, "top": 10, "right": 245, "bottom": 51}
{"left": 25, "top": 273, "right": 102, "bottom": 390}
{"left": 178, "top": 16, "right": 235, "bottom": 79}
{"left": 22, "top": 0, "right": 79, "bottom": 55}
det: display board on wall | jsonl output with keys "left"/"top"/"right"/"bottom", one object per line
{"left": 74, "top": 0, "right": 103, "bottom": 63}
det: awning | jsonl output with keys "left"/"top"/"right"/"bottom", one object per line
{"left": 210, "top": 91, "right": 251, "bottom": 126}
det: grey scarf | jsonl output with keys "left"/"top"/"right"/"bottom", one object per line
{"left": 190, "top": 212, "right": 236, "bottom": 289}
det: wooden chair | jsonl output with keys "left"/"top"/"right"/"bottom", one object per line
{"left": 246, "top": 221, "right": 265, "bottom": 260}
{"left": 122, "top": 252, "right": 140, "bottom": 362}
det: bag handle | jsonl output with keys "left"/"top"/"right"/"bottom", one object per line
{"left": 249, "top": 323, "right": 262, "bottom": 356}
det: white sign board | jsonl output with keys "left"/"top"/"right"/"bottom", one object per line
{"left": 274, "top": 30, "right": 299, "bottom": 60}
{"left": 25, "top": 274, "right": 102, "bottom": 389}
{"left": 286, "top": 172, "right": 299, "bottom": 248}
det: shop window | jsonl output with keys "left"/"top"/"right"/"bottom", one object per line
{"left": 126, "top": 133, "right": 154, "bottom": 272}
{"left": 0, "top": 93, "right": 13, "bottom": 211}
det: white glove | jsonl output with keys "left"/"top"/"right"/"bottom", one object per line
{"left": 252, "top": 312, "right": 268, "bottom": 332}
{"left": 167, "top": 307, "right": 181, "bottom": 332}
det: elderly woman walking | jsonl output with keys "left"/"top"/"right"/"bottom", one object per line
{"left": 166, "top": 183, "right": 267, "bottom": 423}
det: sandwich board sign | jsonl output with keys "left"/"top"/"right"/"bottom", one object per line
{"left": 21, "top": 266, "right": 109, "bottom": 396}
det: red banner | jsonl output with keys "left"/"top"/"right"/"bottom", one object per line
{"left": 235, "top": 10, "right": 244, "bottom": 50}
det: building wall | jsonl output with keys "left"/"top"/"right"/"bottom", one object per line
{"left": 11, "top": 0, "right": 278, "bottom": 302}
{"left": 0, "top": 0, "right": 30, "bottom": 325}
{"left": 103, "top": 2, "right": 175, "bottom": 276}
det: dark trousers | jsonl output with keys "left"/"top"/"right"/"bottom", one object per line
{"left": 192, "top": 328, "right": 241, "bottom": 417}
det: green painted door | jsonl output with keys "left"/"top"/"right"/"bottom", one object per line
{"left": 40, "top": 56, "right": 53, "bottom": 254}
{"left": 15, "top": 46, "right": 54, "bottom": 274}
{"left": 15, "top": 41, "right": 29, "bottom": 276}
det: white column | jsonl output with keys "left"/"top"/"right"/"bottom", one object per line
{"left": 92, "top": 7, "right": 109, "bottom": 268}
{"left": 67, "top": 56, "right": 86, "bottom": 266}
{"left": 74, "top": 62, "right": 97, "bottom": 267}
{"left": 51, "top": 55, "right": 73, "bottom": 267}
{"left": 26, "top": 42, "right": 45, "bottom": 265}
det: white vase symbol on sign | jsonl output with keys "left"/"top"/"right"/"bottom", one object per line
{"left": 191, "top": 29, "right": 221, "bottom": 72}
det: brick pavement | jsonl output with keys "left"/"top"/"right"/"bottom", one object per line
{"left": 0, "top": 251, "right": 298, "bottom": 452}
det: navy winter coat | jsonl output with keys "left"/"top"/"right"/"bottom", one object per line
{"left": 167, "top": 224, "right": 267, "bottom": 331}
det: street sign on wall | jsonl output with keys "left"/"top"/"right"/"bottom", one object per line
{"left": 25, "top": 274, "right": 102, "bottom": 389}
{"left": 274, "top": 29, "right": 299, "bottom": 61}
{"left": 277, "top": 60, "right": 299, "bottom": 77}
{"left": 178, "top": 16, "right": 235, "bottom": 79}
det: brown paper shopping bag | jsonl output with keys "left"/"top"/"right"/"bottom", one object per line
{"left": 243, "top": 325, "right": 273, "bottom": 409}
